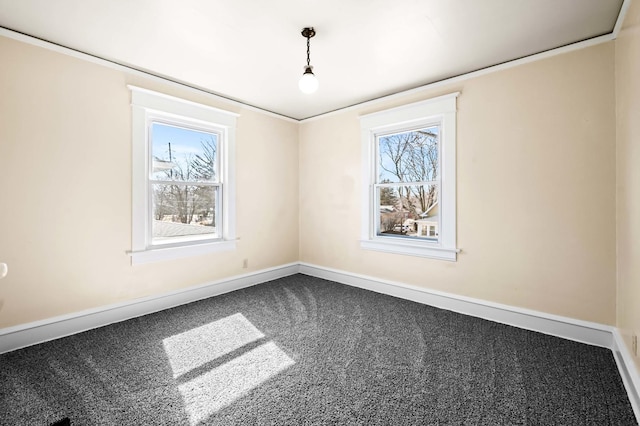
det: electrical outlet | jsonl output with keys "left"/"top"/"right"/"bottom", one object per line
{"left": 633, "top": 334, "right": 638, "bottom": 357}
{"left": 242, "top": 259, "right": 248, "bottom": 269}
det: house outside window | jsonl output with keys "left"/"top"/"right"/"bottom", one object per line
{"left": 129, "top": 86, "right": 238, "bottom": 264}
{"left": 360, "top": 93, "right": 459, "bottom": 261}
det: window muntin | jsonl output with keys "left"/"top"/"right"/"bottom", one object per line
{"left": 375, "top": 125, "right": 440, "bottom": 243}
{"left": 149, "top": 122, "right": 221, "bottom": 247}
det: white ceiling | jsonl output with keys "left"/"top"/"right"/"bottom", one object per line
{"left": 0, "top": 0, "right": 626, "bottom": 120}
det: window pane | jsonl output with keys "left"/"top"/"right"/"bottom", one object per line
{"left": 152, "top": 184, "right": 218, "bottom": 244}
{"left": 378, "top": 126, "right": 438, "bottom": 184}
{"left": 377, "top": 184, "right": 439, "bottom": 241}
{"left": 151, "top": 122, "right": 218, "bottom": 182}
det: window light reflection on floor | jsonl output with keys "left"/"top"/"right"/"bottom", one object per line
{"left": 179, "top": 341, "right": 295, "bottom": 424}
{"left": 163, "top": 313, "right": 265, "bottom": 378}
{"left": 162, "top": 313, "right": 295, "bottom": 425}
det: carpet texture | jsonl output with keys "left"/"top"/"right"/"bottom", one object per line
{"left": 0, "top": 274, "right": 636, "bottom": 425}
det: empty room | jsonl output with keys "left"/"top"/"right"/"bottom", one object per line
{"left": 0, "top": 0, "right": 639, "bottom": 424}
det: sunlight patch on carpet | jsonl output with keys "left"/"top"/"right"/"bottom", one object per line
{"left": 163, "top": 313, "right": 265, "bottom": 378}
{"left": 178, "top": 341, "right": 294, "bottom": 424}
{"left": 163, "top": 313, "right": 295, "bottom": 424}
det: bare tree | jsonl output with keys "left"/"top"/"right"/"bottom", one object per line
{"left": 153, "top": 184, "right": 171, "bottom": 220}
{"left": 379, "top": 134, "right": 412, "bottom": 213}
{"left": 190, "top": 137, "right": 217, "bottom": 226}
{"left": 378, "top": 128, "right": 439, "bottom": 217}
{"left": 166, "top": 159, "right": 198, "bottom": 225}
{"left": 153, "top": 136, "right": 217, "bottom": 226}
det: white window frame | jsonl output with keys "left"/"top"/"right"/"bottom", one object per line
{"left": 360, "top": 93, "right": 460, "bottom": 261}
{"left": 128, "top": 86, "right": 238, "bottom": 264}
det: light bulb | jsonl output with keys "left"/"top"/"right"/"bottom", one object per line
{"left": 299, "top": 66, "right": 318, "bottom": 94}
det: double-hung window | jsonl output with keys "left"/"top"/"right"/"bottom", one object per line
{"left": 360, "top": 93, "right": 459, "bottom": 261}
{"left": 129, "top": 86, "right": 237, "bottom": 264}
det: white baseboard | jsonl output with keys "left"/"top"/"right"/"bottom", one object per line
{"left": 299, "top": 262, "right": 640, "bottom": 423}
{"left": 0, "top": 262, "right": 299, "bottom": 354}
{"left": 612, "top": 330, "right": 640, "bottom": 421}
{"left": 0, "top": 261, "right": 615, "bottom": 352}
{"left": 1, "top": 260, "right": 637, "bottom": 423}
{"left": 299, "top": 263, "right": 613, "bottom": 347}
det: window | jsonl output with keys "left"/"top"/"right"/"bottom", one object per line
{"left": 360, "top": 93, "right": 459, "bottom": 261}
{"left": 129, "top": 86, "right": 238, "bottom": 264}
{"left": 150, "top": 122, "right": 220, "bottom": 245}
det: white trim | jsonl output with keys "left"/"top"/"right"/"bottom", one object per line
{"left": 359, "top": 92, "right": 459, "bottom": 126}
{"left": 0, "top": 260, "right": 637, "bottom": 422}
{"left": 359, "top": 239, "right": 459, "bottom": 261}
{"left": 360, "top": 94, "right": 459, "bottom": 260}
{"left": 0, "top": 263, "right": 299, "bottom": 354}
{"left": 0, "top": 261, "right": 616, "bottom": 351}
{"left": 0, "top": 28, "right": 298, "bottom": 123}
{"left": 298, "top": 262, "right": 613, "bottom": 348}
{"left": 128, "top": 86, "right": 238, "bottom": 264}
{"left": 299, "top": 262, "right": 638, "bottom": 422}
{"left": 129, "top": 240, "right": 237, "bottom": 265}
{"left": 129, "top": 85, "right": 240, "bottom": 124}
{"left": 299, "top": 34, "right": 615, "bottom": 123}
{"left": 612, "top": 329, "right": 640, "bottom": 421}
{"left": 0, "top": 23, "right": 622, "bottom": 124}
{"left": 613, "top": 0, "right": 634, "bottom": 39}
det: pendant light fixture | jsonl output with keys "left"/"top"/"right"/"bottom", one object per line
{"left": 299, "top": 27, "right": 318, "bottom": 94}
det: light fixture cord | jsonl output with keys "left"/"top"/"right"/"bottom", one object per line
{"left": 306, "top": 36, "right": 311, "bottom": 67}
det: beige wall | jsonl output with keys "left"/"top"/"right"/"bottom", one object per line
{"left": 300, "top": 43, "right": 617, "bottom": 325}
{"left": 0, "top": 36, "right": 299, "bottom": 328}
{"left": 616, "top": 0, "right": 640, "bottom": 369}
{"left": 0, "top": 28, "right": 626, "bottom": 331}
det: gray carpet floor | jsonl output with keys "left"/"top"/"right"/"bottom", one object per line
{"left": 0, "top": 274, "right": 636, "bottom": 425}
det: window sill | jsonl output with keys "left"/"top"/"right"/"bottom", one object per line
{"left": 129, "top": 240, "right": 236, "bottom": 265}
{"left": 360, "top": 239, "right": 459, "bottom": 261}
